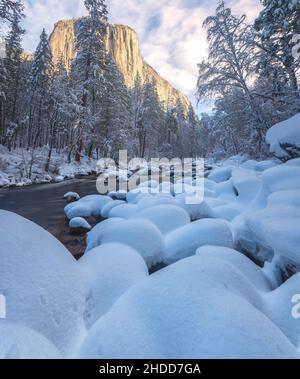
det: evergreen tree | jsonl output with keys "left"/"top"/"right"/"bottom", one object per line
{"left": 71, "top": 0, "right": 108, "bottom": 162}
{"left": 28, "top": 28, "right": 53, "bottom": 151}
{"left": 3, "top": 12, "right": 25, "bottom": 149}
{"left": 100, "top": 54, "right": 132, "bottom": 159}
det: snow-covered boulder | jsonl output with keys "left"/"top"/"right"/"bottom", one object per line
{"left": 176, "top": 195, "right": 214, "bottom": 221}
{"left": 54, "top": 176, "right": 64, "bottom": 183}
{"left": 79, "top": 255, "right": 299, "bottom": 359}
{"left": 0, "top": 321, "right": 62, "bottom": 359}
{"left": 108, "top": 203, "right": 140, "bottom": 219}
{"left": 65, "top": 195, "right": 112, "bottom": 219}
{"left": 101, "top": 200, "right": 126, "bottom": 219}
{"left": 86, "top": 218, "right": 124, "bottom": 252}
{"left": 231, "top": 168, "right": 261, "bottom": 203}
{"left": 65, "top": 203, "right": 92, "bottom": 220}
{"left": 266, "top": 113, "right": 300, "bottom": 160}
{"left": 79, "top": 243, "right": 148, "bottom": 328}
{"left": 195, "top": 246, "right": 272, "bottom": 291}
{"left": 100, "top": 219, "right": 165, "bottom": 268}
{"left": 108, "top": 191, "right": 128, "bottom": 201}
{"left": 164, "top": 219, "right": 233, "bottom": 264}
{"left": 130, "top": 205, "right": 191, "bottom": 235}
{"left": 208, "top": 166, "right": 233, "bottom": 183}
{"left": 0, "top": 211, "right": 89, "bottom": 356}
{"left": 69, "top": 217, "right": 92, "bottom": 233}
{"left": 64, "top": 192, "right": 80, "bottom": 202}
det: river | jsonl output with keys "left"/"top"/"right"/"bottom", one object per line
{"left": 0, "top": 176, "right": 99, "bottom": 258}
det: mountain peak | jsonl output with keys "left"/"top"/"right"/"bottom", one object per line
{"left": 49, "top": 19, "right": 192, "bottom": 114}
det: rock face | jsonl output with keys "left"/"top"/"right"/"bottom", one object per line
{"left": 49, "top": 19, "right": 192, "bottom": 114}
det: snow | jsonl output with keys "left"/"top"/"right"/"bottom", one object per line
{"left": 101, "top": 200, "right": 126, "bottom": 218}
{"left": 79, "top": 255, "right": 299, "bottom": 359}
{"left": 0, "top": 146, "right": 97, "bottom": 188}
{"left": 69, "top": 217, "right": 92, "bottom": 231}
{"left": 130, "top": 204, "right": 191, "bottom": 235}
{"left": 86, "top": 218, "right": 125, "bottom": 252}
{"left": 266, "top": 113, "right": 300, "bottom": 159}
{"left": 79, "top": 243, "right": 148, "bottom": 328}
{"left": 65, "top": 195, "right": 112, "bottom": 219}
{"left": 164, "top": 219, "right": 233, "bottom": 264}
{"left": 208, "top": 165, "right": 233, "bottom": 183}
{"left": 195, "top": 246, "right": 272, "bottom": 291}
{"left": 0, "top": 211, "right": 90, "bottom": 356}
{"left": 0, "top": 321, "right": 63, "bottom": 359}
{"left": 1, "top": 153, "right": 300, "bottom": 358}
{"left": 64, "top": 192, "right": 80, "bottom": 201}
{"left": 100, "top": 219, "right": 165, "bottom": 268}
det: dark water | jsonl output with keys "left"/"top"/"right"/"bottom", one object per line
{"left": 0, "top": 176, "right": 99, "bottom": 258}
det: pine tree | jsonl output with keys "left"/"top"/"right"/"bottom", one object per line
{"left": 100, "top": 54, "right": 132, "bottom": 159}
{"left": 28, "top": 28, "right": 53, "bottom": 150}
{"left": 0, "top": 0, "right": 24, "bottom": 144}
{"left": 71, "top": 0, "right": 108, "bottom": 162}
{"left": 3, "top": 12, "right": 25, "bottom": 149}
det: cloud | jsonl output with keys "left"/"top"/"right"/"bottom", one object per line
{"left": 22, "top": 0, "right": 261, "bottom": 111}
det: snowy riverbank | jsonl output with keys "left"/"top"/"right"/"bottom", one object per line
{"left": 0, "top": 146, "right": 97, "bottom": 188}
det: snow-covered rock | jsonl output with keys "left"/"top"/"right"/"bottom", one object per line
{"left": 208, "top": 166, "right": 233, "bottom": 183}
{"left": 175, "top": 195, "right": 214, "bottom": 221}
{"left": 195, "top": 246, "right": 272, "bottom": 291}
{"left": 0, "top": 321, "right": 63, "bottom": 359}
{"left": 0, "top": 211, "right": 89, "bottom": 356}
{"left": 64, "top": 192, "right": 80, "bottom": 202}
{"left": 69, "top": 217, "right": 92, "bottom": 232}
{"left": 99, "top": 219, "right": 165, "bottom": 268}
{"left": 101, "top": 200, "right": 126, "bottom": 219}
{"left": 79, "top": 243, "right": 148, "bottom": 327}
{"left": 266, "top": 113, "right": 300, "bottom": 160}
{"left": 164, "top": 219, "right": 233, "bottom": 264}
{"left": 79, "top": 255, "right": 299, "bottom": 359}
{"left": 65, "top": 195, "right": 112, "bottom": 219}
{"left": 86, "top": 218, "right": 124, "bottom": 252}
{"left": 130, "top": 204, "right": 191, "bottom": 235}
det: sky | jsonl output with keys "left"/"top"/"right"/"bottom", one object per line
{"left": 22, "top": 0, "right": 262, "bottom": 112}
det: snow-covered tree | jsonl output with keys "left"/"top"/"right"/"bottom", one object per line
{"left": 99, "top": 54, "right": 132, "bottom": 159}
{"left": 71, "top": 0, "right": 108, "bottom": 162}
{"left": 28, "top": 28, "right": 54, "bottom": 151}
{"left": 3, "top": 12, "right": 25, "bottom": 149}
{"left": 0, "top": 0, "right": 24, "bottom": 23}
{"left": 197, "top": 1, "right": 269, "bottom": 156}
{"left": 254, "top": 0, "right": 300, "bottom": 95}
